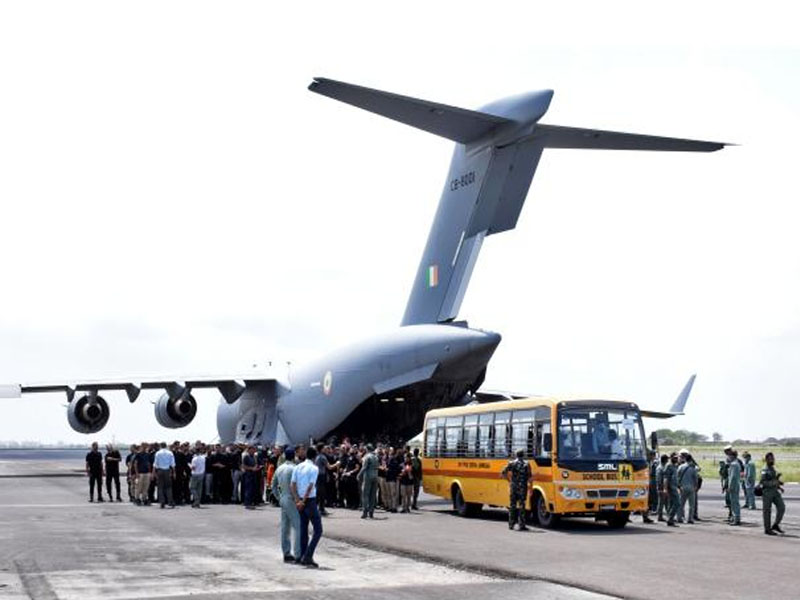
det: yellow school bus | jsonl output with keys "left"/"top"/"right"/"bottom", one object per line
{"left": 422, "top": 397, "right": 649, "bottom": 528}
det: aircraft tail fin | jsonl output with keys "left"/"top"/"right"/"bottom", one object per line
{"left": 310, "top": 78, "right": 726, "bottom": 326}
{"left": 308, "top": 77, "right": 512, "bottom": 144}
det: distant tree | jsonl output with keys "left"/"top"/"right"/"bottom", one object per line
{"left": 712, "top": 432, "right": 723, "bottom": 443}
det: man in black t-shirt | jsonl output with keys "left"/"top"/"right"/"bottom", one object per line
{"left": 86, "top": 442, "right": 105, "bottom": 502}
{"left": 104, "top": 444, "right": 122, "bottom": 502}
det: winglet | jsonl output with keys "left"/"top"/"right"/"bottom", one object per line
{"left": 639, "top": 374, "right": 696, "bottom": 419}
{"left": 669, "top": 374, "right": 696, "bottom": 414}
{"left": 0, "top": 384, "right": 22, "bottom": 398}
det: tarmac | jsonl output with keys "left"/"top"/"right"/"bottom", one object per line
{"left": 1, "top": 460, "right": 798, "bottom": 600}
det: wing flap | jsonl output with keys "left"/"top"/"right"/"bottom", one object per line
{"left": 309, "top": 78, "right": 512, "bottom": 144}
{"left": 536, "top": 124, "right": 727, "bottom": 152}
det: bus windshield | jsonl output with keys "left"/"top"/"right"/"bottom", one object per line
{"left": 557, "top": 406, "right": 645, "bottom": 461}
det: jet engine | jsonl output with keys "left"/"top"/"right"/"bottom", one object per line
{"left": 154, "top": 391, "right": 197, "bottom": 428}
{"left": 67, "top": 395, "right": 110, "bottom": 434}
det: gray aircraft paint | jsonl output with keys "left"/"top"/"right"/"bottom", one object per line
{"left": 1, "top": 79, "right": 725, "bottom": 445}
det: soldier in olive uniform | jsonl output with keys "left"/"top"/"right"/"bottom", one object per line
{"left": 648, "top": 450, "right": 658, "bottom": 514}
{"left": 662, "top": 452, "right": 680, "bottom": 527}
{"left": 727, "top": 449, "right": 742, "bottom": 525}
{"left": 761, "top": 452, "right": 785, "bottom": 535}
{"left": 677, "top": 450, "right": 697, "bottom": 524}
{"left": 501, "top": 449, "right": 532, "bottom": 531}
{"left": 656, "top": 454, "right": 669, "bottom": 521}
{"left": 743, "top": 451, "right": 757, "bottom": 510}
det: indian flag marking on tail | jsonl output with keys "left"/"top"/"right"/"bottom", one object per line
{"left": 427, "top": 265, "right": 439, "bottom": 288}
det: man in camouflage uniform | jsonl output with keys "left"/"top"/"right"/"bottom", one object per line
{"left": 662, "top": 452, "right": 680, "bottom": 527}
{"left": 761, "top": 452, "right": 785, "bottom": 535}
{"left": 501, "top": 449, "right": 532, "bottom": 531}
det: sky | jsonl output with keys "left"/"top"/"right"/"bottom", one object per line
{"left": 0, "top": 2, "right": 798, "bottom": 444}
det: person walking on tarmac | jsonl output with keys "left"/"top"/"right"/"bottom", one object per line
{"left": 501, "top": 448, "right": 532, "bottom": 531}
{"left": 761, "top": 452, "right": 786, "bottom": 535}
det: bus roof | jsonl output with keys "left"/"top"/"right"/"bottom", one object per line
{"left": 426, "top": 396, "right": 640, "bottom": 419}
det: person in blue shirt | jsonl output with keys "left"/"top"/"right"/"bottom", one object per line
{"left": 291, "top": 446, "right": 323, "bottom": 568}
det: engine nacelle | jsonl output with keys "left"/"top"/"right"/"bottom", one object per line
{"left": 67, "top": 395, "right": 110, "bottom": 434}
{"left": 155, "top": 392, "right": 197, "bottom": 428}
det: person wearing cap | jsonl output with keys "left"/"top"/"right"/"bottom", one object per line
{"left": 662, "top": 452, "right": 680, "bottom": 527}
{"left": 501, "top": 448, "right": 532, "bottom": 531}
{"left": 677, "top": 450, "right": 697, "bottom": 524}
{"left": 358, "top": 443, "right": 379, "bottom": 519}
{"left": 743, "top": 451, "right": 757, "bottom": 510}
{"left": 727, "top": 449, "right": 742, "bottom": 525}
{"left": 272, "top": 447, "right": 302, "bottom": 562}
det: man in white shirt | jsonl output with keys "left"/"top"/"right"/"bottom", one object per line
{"left": 153, "top": 442, "right": 176, "bottom": 509}
{"left": 190, "top": 451, "right": 206, "bottom": 508}
{"left": 291, "top": 446, "right": 322, "bottom": 568}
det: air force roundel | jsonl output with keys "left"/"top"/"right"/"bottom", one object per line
{"left": 322, "top": 370, "right": 333, "bottom": 396}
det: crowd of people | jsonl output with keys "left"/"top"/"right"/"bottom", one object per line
{"left": 84, "top": 438, "right": 424, "bottom": 567}
{"left": 644, "top": 445, "right": 787, "bottom": 535}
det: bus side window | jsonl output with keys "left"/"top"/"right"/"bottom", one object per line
{"left": 511, "top": 410, "right": 534, "bottom": 458}
{"left": 463, "top": 415, "right": 478, "bottom": 459}
{"left": 478, "top": 413, "right": 493, "bottom": 458}
{"left": 493, "top": 412, "right": 511, "bottom": 459}
{"left": 535, "top": 421, "right": 551, "bottom": 457}
{"left": 425, "top": 418, "right": 438, "bottom": 458}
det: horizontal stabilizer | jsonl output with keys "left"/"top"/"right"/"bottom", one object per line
{"left": 309, "top": 78, "right": 512, "bottom": 144}
{"left": 536, "top": 124, "right": 726, "bottom": 152}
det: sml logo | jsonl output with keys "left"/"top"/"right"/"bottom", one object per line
{"left": 598, "top": 463, "right": 616, "bottom": 471}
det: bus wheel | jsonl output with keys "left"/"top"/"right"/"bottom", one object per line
{"left": 607, "top": 512, "right": 629, "bottom": 529}
{"left": 452, "top": 486, "right": 481, "bottom": 518}
{"left": 535, "top": 492, "right": 559, "bottom": 529}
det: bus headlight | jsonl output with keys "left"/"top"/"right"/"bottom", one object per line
{"left": 633, "top": 487, "right": 648, "bottom": 498}
{"left": 559, "top": 487, "right": 583, "bottom": 500}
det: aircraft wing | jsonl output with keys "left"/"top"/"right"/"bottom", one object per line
{"left": 536, "top": 124, "right": 726, "bottom": 152}
{"left": 0, "top": 372, "right": 286, "bottom": 404}
{"left": 639, "top": 374, "right": 696, "bottom": 419}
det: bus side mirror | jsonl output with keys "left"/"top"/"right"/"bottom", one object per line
{"left": 543, "top": 433, "right": 552, "bottom": 453}
{"left": 650, "top": 431, "right": 658, "bottom": 451}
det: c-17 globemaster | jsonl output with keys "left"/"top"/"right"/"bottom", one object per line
{"left": 0, "top": 79, "right": 724, "bottom": 444}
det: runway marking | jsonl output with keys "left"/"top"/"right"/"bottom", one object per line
{"left": 13, "top": 559, "right": 59, "bottom": 600}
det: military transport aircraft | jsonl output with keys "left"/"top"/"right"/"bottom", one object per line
{"left": 0, "top": 79, "right": 724, "bottom": 445}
